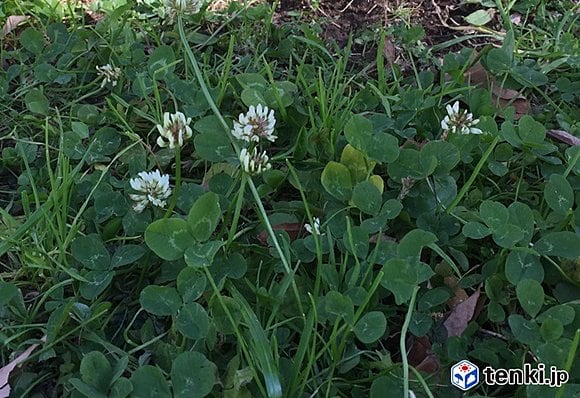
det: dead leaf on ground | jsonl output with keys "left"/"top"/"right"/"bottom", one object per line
{"left": 408, "top": 336, "right": 441, "bottom": 373}
{"left": 548, "top": 129, "right": 580, "bottom": 146}
{"left": 0, "top": 337, "right": 45, "bottom": 398}
{"left": 444, "top": 276, "right": 469, "bottom": 308}
{"left": 257, "top": 223, "right": 303, "bottom": 245}
{"left": 1, "top": 16, "right": 29, "bottom": 38}
{"left": 444, "top": 287, "right": 481, "bottom": 337}
{"left": 465, "top": 61, "right": 530, "bottom": 119}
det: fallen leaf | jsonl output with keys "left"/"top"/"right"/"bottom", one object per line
{"left": 1, "top": 16, "right": 29, "bottom": 38}
{"left": 465, "top": 61, "right": 530, "bottom": 119}
{"left": 444, "top": 288, "right": 481, "bottom": 337}
{"left": 547, "top": 129, "right": 580, "bottom": 146}
{"left": 444, "top": 276, "right": 468, "bottom": 308}
{"left": 408, "top": 336, "right": 441, "bottom": 373}
{"left": 0, "top": 337, "right": 45, "bottom": 398}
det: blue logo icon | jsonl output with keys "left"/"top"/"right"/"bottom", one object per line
{"left": 451, "top": 360, "right": 479, "bottom": 391}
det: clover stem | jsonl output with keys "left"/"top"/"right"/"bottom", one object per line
{"left": 164, "top": 148, "right": 181, "bottom": 218}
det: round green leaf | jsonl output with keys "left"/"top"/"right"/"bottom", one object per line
{"left": 462, "top": 221, "right": 491, "bottom": 239}
{"left": 111, "top": 245, "right": 146, "bottom": 268}
{"left": 80, "top": 351, "right": 112, "bottom": 392}
{"left": 479, "top": 200, "right": 508, "bottom": 230}
{"left": 353, "top": 311, "right": 387, "bottom": 344}
{"left": 20, "top": 28, "right": 45, "bottom": 54}
{"left": 71, "top": 234, "right": 111, "bottom": 270}
{"left": 420, "top": 141, "right": 460, "bottom": 175}
{"left": 139, "top": 285, "right": 181, "bottom": 316}
{"left": 187, "top": 192, "right": 221, "bottom": 241}
{"left": 544, "top": 174, "right": 573, "bottom": 213}
{"left": 508, "top": 315, "right": 540, "bottom": 345}
{"left": 144, "top": 218, "right": 195, "bottom": 261}
{"left": 130, "top": 366, "right": 171, "bottom": 398}
{"left": 540, "top": 319, "right": 563, "bottom": 342}
{"left": 505, "top": 251, "right": 544, "bottom": 285}
{"left": 418, "top": 287, "right": 451, "bottom": 311}
{"left": 536, "top": 305, "right": 575, "bottom": 326}
{"left": 80, "top": 271, "right": 114, "bottom": 300}
{"left": 176, "top": 302, "right": 209, "bottom": 340}
{"left": 148, "top": 45, "right": 176, "bottom": 79}
{"left": 352, "top": 181, "right": 382, "bottom": 216}
{"left": 534, "top": 232, "right": 580, "bottom": 259}
{"left": 25, "top": 88, "right": 49, "bottom": 115}
{"left": 177, "top": 267, "right": 206, "bottom": 303}
{"left": 492, "top": 224, "right": 524, "bottom": 248}
{"left": 171, "top": 352, "right": 217, "bottom": 398}
{"left": 516, "top": 279, "right": 544, "bottom": 318}
{"left": 321, "top": 161, "right": 352, "bottom": 201}
{"left": 193, "top": 132, "right": 234, "bottom": 162}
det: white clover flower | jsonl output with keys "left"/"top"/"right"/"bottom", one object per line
{"left": 440, "top": 101, "right": 483, "bottom": 139}
{"left": 304, "top": 217, "right": 322, "bottom": 235}
{"left": 96, "top": 64, "right": 121, "bottom": 88}
{"left": 156, "top": 111, "right": 193, "bottom": 149}
{"left": 164, "top": 0, "right": 203, "bottom": 23}
{"left": 129, "top": 169, "right": 172, "bottom": 213}
{"left": 232, "top": 104, "right": 277, "bottom": 143}
{"left": 239, "top": 147, "right": 272, "bottom": 175}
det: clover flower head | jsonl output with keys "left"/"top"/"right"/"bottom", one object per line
{"left": 129, "top": 169, "right": 172, "bottom": 213}
{"left": 96, "top": 64, "right": 121, "bottom": 88}
{"left": 440, "top": 101, "right": 483, "bottom": 139}
{"left": 164, "top": 0, "right": 203, "bottom": 23}
{"left": 305, "top": 217, "right": 323, "bottom": 235}
{"left": 156, "top": 111, "right": 193, "bottom": 149}
{"left": 232, "top": 104, "right": 277, "bottom": 143}
{"left": 239, "top": 147, "right": 272, "bottom": 175}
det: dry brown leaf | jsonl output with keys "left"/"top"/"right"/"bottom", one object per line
{"left": 1, "top": 16, "right": 29, "bottom": 38}
{"left": 257, "top": 223, "right": 304, "bottom": 245}
{"left": 465, "top": 62, "right": 530, "bottom": 119}
{"left": 0, "top": 337, "right": 45, "bottom": 398}
{"left": 408, "top": 336, "right": 441, "bottom": 373}
{"left": 444, "top": 276, "right": 468, "bottom": 308}
{"left": 444, "top": 288, "right": 481, "bottom": 337}
{"left": 548, "top": 129, "right": 580, "bottom": 146}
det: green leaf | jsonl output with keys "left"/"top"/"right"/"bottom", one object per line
{"left": 80, "top": 351, "right": 112, "bottom": 392}
{"left": 486, "top": 48, "right": 512, "bottom": 74}
{"left": 352, "top": 181, "right": 382, "bottom": 216}
{"left": 508, "top": 315, "right": 540, "bottom": 345}
{"left": 177, "top": 267, "right": 206, "bottom": 303}
{"left": 210, "top": 295, "right": 242, "bottom": 335}
{"left": 111, "top": 245, "right": 146, "bottom": 268}
{"left": 418, "top": 287, "right": 451, "bottom": 311}
{"left": 516, "top": 279, "right": 544, "bottom": 318}
{"left": 534, "top": 232, "right": 580, "bottom": 259}
{"left": 241, "top": 87, "right": 269, "bottom": 107}
{"left": 176, "top": 301, "right": 210, "bottom": 340}
{"left": 0, "top": 281, "right": 20, "bottom": 308}
{"left": 544, "top": 174, "right": 573, "bottom": 213}
{"left": 171, "top": 351, "right": 217, "bottom": 398}
{"left": 194, "top": 132, "right": 234, "bottom": 162}
{"left": 353, "top": 311, "right": 387, "bottom": 344}
{"left": 343, "top": 226, "right": 369, "bottom": 259}
{"left": 371, "top": 375, "right": 404, "bottom": 398}
{"left": 464, "top": 9, "right": 492, "bottom": 26}
{"left": 508, "top": 202, "right": 535, "bottom": 244}
{"left": 69, "top": 379, "right": 107, "bottom": 398}
{"left": 397, "top": 229, "right": 437, "bottom": 263}
{"left": 323, "top": 291, "right": 354, "bottom": 324}
{"left": 184, "top": 241, "right": 223, "bottom": 267}
{"left": 148, "top": 45, "right": 176, "bottom": 79}
{"left": 505, "top": 251, "right": 544, "bottom": 285}
{"left": 139, "top": 285, "right": 181, "bottom": 316}
{"left": 71, "top": 234, "right": 111, "bottom": 270}
{"left": 340, "top": 144, "right": 371, "bottom": 183}
{"left": 492, "top": 224, "right": 524, "bottom": 248}
{"left": 20, "top": 28, "right": 45, "bottom": 54}
{"left": 321, "top": 161, "right": 353, "bottom": 201}
{"left": 144, "top": 218, "right": 195, "bottom": 261}
{"left": 511, "top": 65, "right": 548, "bottom": 88}
{"left": 381, "top": 259, "right": 420, "bottom": 304}
{"left": 80, "top": 271, "right": 114, "bottom": 300}
{"left": 130, "top": 366, "right": 171, "bottom": 398}
{"left": 518, "top": 115, "right": 545, "bottom": 145}
{"left": 420, "top": 141, "right": 460, "bottom": 175}
{"left": 380, "top": 199, "right": 403, "bottom": 220}
{"left": 462, "top": 222, "right": 491, "bottom": 239}
{"left": 479, "top": 200, "right": 509, "bottom": 229}
{"left": 110, "top": 378, "right": 133, "bottom": 398}
{"left": 25, "top": 88, "right": 49, "bottom": 115}
{"left": 540, "top": 319, "right": 563, "bottom": 341}
{"left": 187, "top": 192, "right": 221, "bottom": 241}
{"left": 536, "top": 305, "right": 575, "bottom": 326}
{"left": 344, "top": 115, "right": 399, "bottom": 163}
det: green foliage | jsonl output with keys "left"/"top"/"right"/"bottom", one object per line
{"left": 1, "top": 1, "right": 578, "bottom": 397}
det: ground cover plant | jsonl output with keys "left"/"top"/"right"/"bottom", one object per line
{"left": 0, "top": 0, "right": 579, "bottom": 397}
